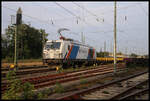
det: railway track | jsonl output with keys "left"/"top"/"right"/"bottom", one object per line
{"left": 109, "top": 79, "right": 149, "bottom": 100}
{"left": 2, "top": 64, "right": 125, "bottom": 94}
{"left": 1, "top": 66, "right": 56, "bottom": 78}
{"left": 55, "top": 70, "right": 148, "bottom": 100}
{"left": 2, "top": 63, "right": 125, "bottom": 81}
{"left": 1, "top": 63, "right": 125, "bottom": 78}
{"left": 118, "top": 88, "right": 149, "bottom": 100}
{"left": 1, "top": 65, "right": 48, "bottom": 71}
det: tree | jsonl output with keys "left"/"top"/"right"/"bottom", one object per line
{"left": 143, "top": 55, "right": 149, "bottom": 58}
{"left": 130, "top": 53, "right": 138, "bottom": 58}
{"left": 117, "top": 52, "right": 122, "bottom": 55}
{"left": 97, "top": 51, "right": 109, "bottom": 57}
{"left": 2, "top": 23, "right": 48, "bottom": 59}
{"left": 2, "top": 34, "right": 9, "bottom": 59}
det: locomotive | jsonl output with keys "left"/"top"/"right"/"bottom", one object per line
{"left": 42, "top": 35, "right": 148, "bottom": 68}
{"left": 43, "top": 36, "right": 97, "bottom": 67}
{"left": 42, "top": 28, "right": 127, "bottom": 67}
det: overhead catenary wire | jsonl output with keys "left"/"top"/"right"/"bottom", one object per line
{"left": 100, "top": 3, "right": 140, "bottom": 15}
{"left": 3, "top": 3, "right": 123, "bottom": 41}
{"left": 55, "top": 2, "right": 133, "bottom": 41}
{"left": 72, "top": 2, "right": 103, "bottom": 21}
{"left": 53, "top": 2, "right": 140, "bottom": 46}
{"left": 2, "top": 5, "right": 61, "bottom": 29}
{"left": 2, "top": 3, "right": 148, "bottom": 55}
{"left": 72, "top": 2, "right": 114, "bottom": 27}
{"left": 30, "top": 2, "right": 77, "bottom": 23}
{"left": 73, "top": 2, "right": 147, "bottom": 54}
{"left": 2, "top": 5, "right": 61, "bottom": 35}
{"left": 60, "top": 3, "right": 138, "bottom": 21}
{"left": 2, "top": 5, "right": 96, "bottom": 43}
{"left": 72, "top": 2, "right": 133, "bottom": 48}
{"left": 2, "top": 5, "right": 87, "bottom": 42}
{"left": 2, "top": 5, "right": 141, "bottom": 42}
{"left": 3, "top": 3, "right": 106, "bottom": 39}
{"left": 32, "top": 2, "right": 140, "bottom": 22}
{"left": 54, "top": 2, "right": 126, "bottom": 41}
{"left": 72, "top": 2, "right": 146, "bottom": 41}
{"left": 53, "top": 2, "right": 113, "bottom": 34}
{"left": 54, "top": 2, "right": 81, "bottom": 20}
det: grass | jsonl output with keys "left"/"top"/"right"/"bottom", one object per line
{"left": 2, "top": 59, "right": 43, "bottom": 68}
{"left": 135, "top": 85, "right": 144, "bottom": 89}
{"left": 80, "top": 79, "right": 88, "bottom": 84}
{"left": 54, "top": 82, "right": 64, "bottom": 94}
{"left": 102, "top": 91, "right": 110, "bottom": 94}
{"left": 2, "top": 58, "right": 42, "bottom": 63}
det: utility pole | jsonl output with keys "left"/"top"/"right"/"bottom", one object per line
{"left": 110, "top": 41, "right": 112, "bottom": 54}
{"left": 81, "top": 3, "right": 84, "bottom": 44}
{"left": 125, "top": 47, "right": 127, "bottom": 55}
{"left": 100, "top": 47, "right": 102, "bottom": 52}
{"left": 81, "top": 32, "right": 83, "bottom": 43}
{"left": 11, "top": 15, "right": 16, "bottom": 64}
{"left": 14, "top": 23, "right": 17, "bottom": 68}
{"left": 114, "top": 1, "right": 117, "bottom": 73}
{"left": 104, "top": 41, "right": 106, "bottom": 57}
{"left": 83, "top": 34, "right": 85, "bottom": 44}
{"left": 14, "top": 7, "right": 22, "bottom": 70}
{"left": 42, "top": 30, "right": 45, "bottom": 61}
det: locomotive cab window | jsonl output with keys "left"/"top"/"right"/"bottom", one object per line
{"left": 45, "top": 42, "right": 61, "bottom": 50}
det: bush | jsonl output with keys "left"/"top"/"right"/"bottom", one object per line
{"left": 102, "top": 91, "right": 109, "bottom": 94}
{"left": 2, "top": 70, "right": 35, "bottom": 100}
{"left": 2, "top": 71, "right": 21, "bottom": 99}
{"left": 54, "top": 82, "right": 64, "bottom": 93}
{"left": 22, "top": 82, "right": 35, "bottom": 99}
{"left": 5, "top": 57, "right": 13, "bottom": 63}
{"left": 80, "top": 79, "right": 88, "bottom": 84}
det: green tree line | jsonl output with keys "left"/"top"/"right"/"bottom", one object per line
{"left": 2, "top": 23, "right": 48, "bottom": 60}
{"left": 96, "top": 51, "right": 109, "bottom": 57}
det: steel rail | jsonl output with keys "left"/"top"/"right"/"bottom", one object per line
{"left": 109, "top": 79, "right": 149, "bottom": 100}
{"left": 34, "top": 68, "right": 124, "bottom": 89}
{"left": 2, "top": 66, "right": 122, "bottom": 87}
{"left": 1, "top": 65, "right": 48, "bottom": 71}
{"left": 55, "top": 70, "right": 148, "bottom": 100}
{"left": 2, "top": 68, "right": 125, "bottom": 94}
{"left": 119, "top": 87, "right": 149, "bottom": 100}
{"left": 2, "top": 66, "right": 124, "bottom": 93}
{"left": 2, "top": 65, "right": 108, "bottom": 85}
{"left": 2, "top": 67, "right": 56, "bottom": 77}
{"left": 2, "top": 64, "right": 124, "bottom": 85}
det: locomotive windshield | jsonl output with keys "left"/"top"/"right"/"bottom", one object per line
{"left": 45, "top": 42, "right": 61, "bottom": 50}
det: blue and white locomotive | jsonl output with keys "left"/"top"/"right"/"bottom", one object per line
{"left": 43, "top": 36, "right": 97, "bottom": 67}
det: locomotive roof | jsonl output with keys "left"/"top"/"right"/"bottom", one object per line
{"left": 46, "top": 40, "right": 94, "bottom": 49}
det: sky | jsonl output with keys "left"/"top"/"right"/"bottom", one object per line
{"left": 1, "top": 1, "right": 149, "bottom": 55}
